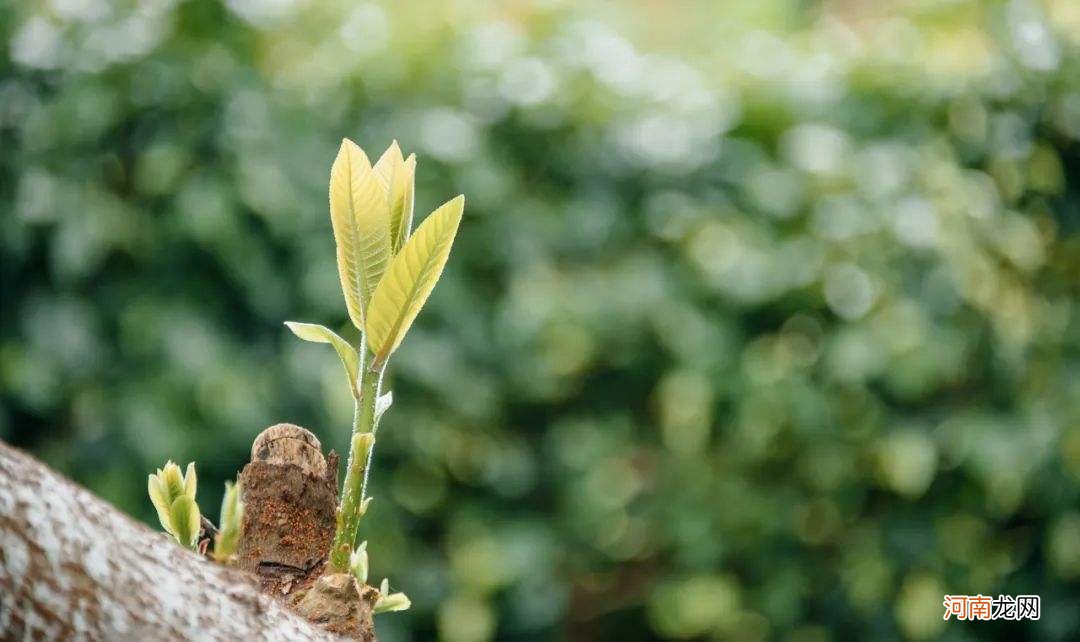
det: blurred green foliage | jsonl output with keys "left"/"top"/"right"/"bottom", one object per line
{"left": 3, "top": 1, "right": 1080, "bottom": 640}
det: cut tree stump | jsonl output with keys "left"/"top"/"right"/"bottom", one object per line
{"left": 237, "top": 423, "right": 339, "bottom": 596}
{"left": 0, "top": 440, "right": 347, "bottom": 641}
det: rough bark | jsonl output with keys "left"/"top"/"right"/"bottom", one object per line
{"left": 0, "top": 441, "right": 344, "bottom": 641}
{"left": 292, "top": 573, "right": 379, "bottom": 640}
{"left": 237, "top": 423, "right": 339, "bottom": 597}
{"left": 237, "top": 425, "right": 378, "bottom": 641}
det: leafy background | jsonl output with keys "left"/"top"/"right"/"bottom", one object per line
{"left": 3, "top": 0, "right": 1080, "bottom": 640}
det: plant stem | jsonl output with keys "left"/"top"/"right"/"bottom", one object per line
{"left": 359, "top": 366, "right": 386, "bottom": 498}
{"left": 329, "top": 345, "right": 379, "bottom": 572}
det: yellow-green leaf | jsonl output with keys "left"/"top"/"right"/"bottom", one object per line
{"left": 183, "top": 461, "right": 197, "bottom": 499}
{"left": 214, "top": 481, "right": 243, "bottom": 562}
{"left": 365, "top": 195, "right": 464, "bottom": 369}
{"left": 374, "top": 591, "right": 411, "bottom": 615}
{"left": 396, "top": 154, "right": 416, "bottom": 253}
{"left": 285, "top": 321, "right": 360, "bottom": 396}
{"left": 373, "top": 143, "right": 416, "bottom": 255}
{"left": 330, "top": 138, "right": 392, "bottom": 329}
{"left": 170, "top": 495, "right": 201, "bottom": 549}
{"left": 160, "top": 460, "right": 185, "bottom": 499}
{"left": 349, "top": 541, "right": 369, "bottom": 584}
{"left": 220, "top": 481, "right": 241, "bottom": 532}
{"left": 373, "top": 140, "right": 402, "bottom": 189}
{"left": 148, "top": 474, "right": 173, "bottom": 533}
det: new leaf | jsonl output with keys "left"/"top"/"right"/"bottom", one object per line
{"left": 330, "top": 138, "right": 392, "bottom": 329}
{"left": 364, "top": 195, "right": 464, "bottom": 370}
{"left": 285, "top": 321, "right": 360, "bottom": 397}
{"left": 373, "top": 143, "right": 416, "bottom": 255}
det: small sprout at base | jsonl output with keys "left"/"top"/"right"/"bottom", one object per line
{"left": 148, "top": 461, "right": 202, "bottom": 549}
{"left": 213, "top": 481, "right": 244, "bottom": 562}
{"left": 373, "top": 592, "right": 411, "bottom": 615}
{"left": 374, "top": 578, "right": 411, "bottom": 615}
{"left": 349, "top": 541, "right": 369, "bottom": 584}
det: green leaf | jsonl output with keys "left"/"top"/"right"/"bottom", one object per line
{"left": 149, "top": 460, "right": 198, "bottom": 538}
{"left": 396, "top": 154, "right": 417, "bottom": 253}
{"left": 285, "top": 321, "right": 360, "bottom": 396}
{"left": 372, "top": 141, "right": 402, "bottom": 196}
{"left": 374, "top": 585, "right": 411, "bottom": 615}
{"left": 214, "top": 481, "right": 243, "bottom": 562}
{"left": 219, "top": 481, "right": 242, "bottom": 532}
{"left": 330, "top": 138, "right": 392, "bottom": 329}
{"left": 364, "top": 195, "right": 464, "bottom": 369}
{"left": 148, "top": 474, "right": 173, "bottom": 533}
{"left": 373, "top": 143, "right": 416, "bottom": 255}
{"left": 159, "top": 461, "right": 186, "bottom": 500}
{"left": 374, "top": 142, "right": 416, "bottom": 255}
{"left": 183, "top": 461, "right": 197, "bottom": 499}
{"left": 349, "top": 541, "right": 369, "bottom": 584}
{"left": 170, "top": 494, "right": 201, "bottom": 549}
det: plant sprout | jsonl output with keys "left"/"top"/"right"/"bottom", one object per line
{"left": 287, "top": 138, "right": 464, "bottom": 572}
{"left": 148, "top": 461, "right": 244, "bottom": 561}
{"left": 145, "top": 139, "right": 459, "bottom": 620}
{"left": 213, "top": 481, "right": 244, "bottom": 562}
{"left": 147, "top": 461, "right": 201, "bottom": 549}
{"left": 373, "top": 578, "right": 411, "bottom": 615}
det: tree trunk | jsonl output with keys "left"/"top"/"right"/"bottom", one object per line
{"left": 0, "top": 441, "right": 344, "bottom": 641}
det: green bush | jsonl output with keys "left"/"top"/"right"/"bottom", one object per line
{"left": 3, "top": 1, "right": 1080, "bottom": 640}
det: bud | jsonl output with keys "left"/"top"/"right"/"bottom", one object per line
{"left": 349, "top": 541, "right": 369, "bottom": 584}
{"left": 375, "top": 391, "right": 393, "bottom": 422}
{"left": 184, "top": 461, "right": 197, "bottom": 499}
{"left": 214, "top": 481, "right": 244, "bottom": 562}
{"left": 148, "top": 460, "right": 202, "bottom": 549}
{"left": 373, "top": 578, "right": 411, "bottom": 615}
{"left": 161, "top": 461, "right": 182, "bottom": 496}
{"left": 352, "top": 432, "right": 375, "bottom": 459}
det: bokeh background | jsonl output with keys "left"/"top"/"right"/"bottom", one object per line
{"left": 4, "top": 0, "right": 1080, "bottom": 640}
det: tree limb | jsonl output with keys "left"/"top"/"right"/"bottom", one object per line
{"left": 0, "top": 441, "right": 343, "bottom": 641}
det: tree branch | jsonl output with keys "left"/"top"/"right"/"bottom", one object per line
{"left": 0, "top": 441, "right": 343, "bottom": 641}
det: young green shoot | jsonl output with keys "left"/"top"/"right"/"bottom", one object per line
{"left": 374, "top": 578, "right": 411, "bottom": 615}
{"left": 213, "top": 480, "right": 244, "bottom": 562}
{"left": 147, "top": 461, "right": 201, "bottom": 549}
{"left": 286, "top": 138, "right": 464, "bottom": 576}
{"left": 349, "top": 541, "right": 369, "bottom": 585}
